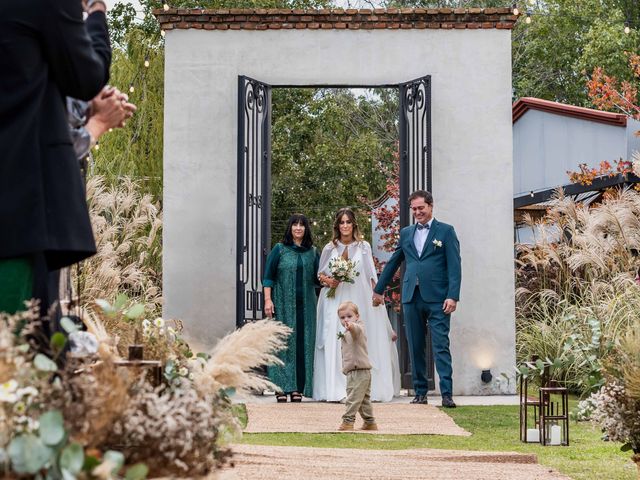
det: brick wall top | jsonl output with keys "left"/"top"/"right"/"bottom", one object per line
{"left": 153, "top": 7, "right": 518, "bottom": 31}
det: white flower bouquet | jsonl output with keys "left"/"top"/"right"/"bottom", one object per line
{"left": 326, "top": 256, "right": 360, "bottom": 298}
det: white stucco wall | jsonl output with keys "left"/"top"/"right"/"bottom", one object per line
{"left": 163, "top": 28, "right": 515, "bottom": 395}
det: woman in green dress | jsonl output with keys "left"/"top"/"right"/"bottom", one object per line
{"left": 263, "top": 214, "right": 319, "bottom": 402}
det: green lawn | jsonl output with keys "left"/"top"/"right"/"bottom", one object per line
{"left": 239, "top": 405, "right": 637, "bottom": 480}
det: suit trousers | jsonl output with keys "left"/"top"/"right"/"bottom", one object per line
{"left": 403, "top": 287, "right": 453, "bottom": 396}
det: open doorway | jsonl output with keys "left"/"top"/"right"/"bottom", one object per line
{"left": 237, "top": 76, "right": 432, "bottom": 389}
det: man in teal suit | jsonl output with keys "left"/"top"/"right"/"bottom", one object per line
{"left": 373, "top": 190, "right": 461, "bottom": 408}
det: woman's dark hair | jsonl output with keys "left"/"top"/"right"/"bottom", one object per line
{"left": 282, "top": 213, "right": 314, "bottom": 248}
{"left": 332, "top": 208, "right": 363, "bottom": 245}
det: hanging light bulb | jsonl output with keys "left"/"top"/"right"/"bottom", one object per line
{"left": 512, "top": 3, "right": 519, "bottom": 16}
{"left": 144, "top": 56, "right": 150, "bottom": 68}
{"left": 163, "top": 3, "right": 169, "bottom": 11}
{"left": 525, "top": 11, "right": 532, "bottom": 24}
{"left": 624, "top": 20, "right": 631, "bottom": 34}
{"left": 160, "top": 29, "right": 166, "bottom": 37}
{"left": 129, "top": 83, "right": 135, "bottom": 93}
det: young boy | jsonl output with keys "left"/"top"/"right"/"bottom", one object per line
{"left": 337, "top": 301, "right": 377, "bottom": 431}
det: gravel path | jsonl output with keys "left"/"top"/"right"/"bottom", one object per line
{"left": 219, "top": 444, "right": 571, "bottom": 480}
{"left": 245, "top": 402, "right": 471, "bottom": 435}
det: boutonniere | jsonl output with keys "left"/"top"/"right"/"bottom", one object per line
{"left": 433, "top": 239, "right": 443, "bottom": 248}
{"left": 337, "top": 331, "right": 345, "bottom": 340}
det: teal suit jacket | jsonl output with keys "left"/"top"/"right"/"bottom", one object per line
{"left": 375, "top": 219, "right": 461, "bottom": 303}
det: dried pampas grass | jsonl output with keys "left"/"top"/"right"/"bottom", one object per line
{"left": 193, "top": 320, "right": 291, "bottom": 396}
{"left": 80, "top": 175, "right": 163, "bottom": 315}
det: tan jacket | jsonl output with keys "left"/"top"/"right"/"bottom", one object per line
{"left": 340, "top": 318, "right": 372, "bottom": 374}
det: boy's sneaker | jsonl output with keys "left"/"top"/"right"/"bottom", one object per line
{"left": 361, "top": 423, "right": 378, "bottom": 431}
{"left": 338, "top": 422, "right": 354, "bottom": 431}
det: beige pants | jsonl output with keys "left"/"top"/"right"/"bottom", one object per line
{"left": 342, "top": 369, "right": 375, "bottom": 425}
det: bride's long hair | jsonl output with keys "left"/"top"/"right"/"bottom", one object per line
{"left": 331, "top": 208, "right": 363, "bottom": 245}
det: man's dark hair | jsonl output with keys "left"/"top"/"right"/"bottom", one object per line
{"left": 282, "top": 213, "right": 314, "bottom": 248}
{"left": 408, "top": 190, "right": 433, "bottom": 205}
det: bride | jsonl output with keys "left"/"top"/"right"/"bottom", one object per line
{"left": 313, "top": 208, "right": 400, "bottom": 402}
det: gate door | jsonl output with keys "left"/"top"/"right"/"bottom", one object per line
{"left": 398, "top": 75, "right": 435, "bottom": 390}
{"left": 237, "top": 76, "right": 272, "bottom": 327}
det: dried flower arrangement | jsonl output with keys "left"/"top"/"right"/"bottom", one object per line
{"left": 0, "top": 300, "right": 290, "bottom": 478}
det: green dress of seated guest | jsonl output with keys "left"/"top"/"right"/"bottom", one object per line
{"left": 263, "top": 214, "right": 319, "bottom": 401}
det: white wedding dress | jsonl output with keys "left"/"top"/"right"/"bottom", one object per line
{"left": 313, "top": 240, "right": 401, "bottom": 402}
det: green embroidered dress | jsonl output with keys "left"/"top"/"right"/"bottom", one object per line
{"left": 263, "top": 243, "right": 319, "bottom": 397}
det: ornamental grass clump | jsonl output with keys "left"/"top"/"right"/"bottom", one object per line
{"left": 81, "top": 175, "right": 162, "bottom": 315}
{"left": 516, "top": 189, "right": 640, "bottom": 394}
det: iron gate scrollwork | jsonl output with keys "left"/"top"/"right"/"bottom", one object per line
{"left": 398, "top": 75, "right": 435, "bottom": 391}
{"left": 237, "top": 76, "right": 272, "bottom": 328}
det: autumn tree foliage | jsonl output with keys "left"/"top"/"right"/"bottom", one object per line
{"left": 369, "top": 147, "right": 402, "bottom": 310}
{"left": 568, "top": 53, "right": 640, "bottom": 185}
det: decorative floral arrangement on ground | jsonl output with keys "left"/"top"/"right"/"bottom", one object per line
{"left": 326, "top": 257, "right": 360, "bottom": 298}
{"left": 0, "top": 298, "right": 290, "bottom": 479}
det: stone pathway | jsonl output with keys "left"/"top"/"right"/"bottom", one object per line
{"left": 220, "top": 444, "right": 571, "bottom": 480}
{"left": 245, "top": 402, "right": 470, "bottom": 435}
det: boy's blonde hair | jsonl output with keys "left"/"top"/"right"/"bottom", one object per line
{"left": 337, "top": 301, "right": 359, "bottom": 316}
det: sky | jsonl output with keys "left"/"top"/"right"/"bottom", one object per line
{"left": 105, "top": 0, "right": 143, "bottom": 12}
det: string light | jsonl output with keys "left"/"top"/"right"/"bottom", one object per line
{"left": 129, "top": 83, "right": 135, "bottom": 93}
{"left": 512, "top": 3, "right": 519, "bottom": 16}
{"left": 624, "top": 20, "right": 631, "bottom": 34}
{"left": 525, "top": 11, "right": 532, "bottom": 24}
{"left": 163, "top": 3, "right": 169, "bottom": 11}
{"left": 160, "top": 30, "right": 166, "bottom": 37}
{"left": 144, "top": 56, "right": 150, "bottom": 68}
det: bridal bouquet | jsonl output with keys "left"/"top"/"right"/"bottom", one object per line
{"left": 326, "top": 257, "right": 360, "bottom": 298}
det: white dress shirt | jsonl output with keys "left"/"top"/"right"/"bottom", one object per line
{"left": 413, "top": 218, "right": 433, "bottom": 256}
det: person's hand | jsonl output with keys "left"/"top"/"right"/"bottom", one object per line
{"left": 343, "top": 321, "right": 351, "bottom": 331}
{"left": 86, "top": 87, "right": 136, "bottom": 141}
{"left": 372, "top": 292, "right": 384, "bottom": 307}
{"left": 326, "top": 277, "right": 339, "bottom": 288}
{"left": 443, "top": 299, "right": 457, "bottom": 315}
{"left": 319, "top": 274, "right": 339, "bottom": 288}
{"left": 114, "top": 90, "right": 137, "bottom": 120}
{"left": 391, "top": 330, "right": 398, "bottom": 342}
{"left": 264, "top": 299, "right": 275, "bottom": 318}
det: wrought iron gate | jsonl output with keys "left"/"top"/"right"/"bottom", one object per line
{"left": 398, "top": 75, "right": 435, "bottom": 390}
{"left": 236, "top": 76, "right": 272, "bottom": 328}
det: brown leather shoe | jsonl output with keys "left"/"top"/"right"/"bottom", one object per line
{"left": 338, "top": 423, "right": 354, "bottom": 431}
{"left": 361, "top": 423, "right": 378, "bottom": 431}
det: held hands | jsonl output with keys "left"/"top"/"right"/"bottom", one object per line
{"left": 391, "top": 330, "right": 398, "bottom": 342}
{"left": 264, "top": 299, "right": 275, "bottom": 318}
{"left": 86, "top": 87, "right": 137, "bottom": 141}
{"left": 443, "top": 299, "right": 457, "bottom": 315}
{"left": 372, "top": 292, "right": 384, "bottom": 307}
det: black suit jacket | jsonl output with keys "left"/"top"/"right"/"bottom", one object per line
{"left": 0, "top": 0, "right": 111, "bottom": 270}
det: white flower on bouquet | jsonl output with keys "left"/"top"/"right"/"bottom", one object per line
{"left": 0, "top": 380, "right": 18, "bottom": 403}
{"left": 432, "top": 239, "right": 443, "bottom": 248}
{"left": 153, "top": 317, "right": 165, "bottom": 328}
{"left": 326, "top": 256, "right": 360, "bottom": 298}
